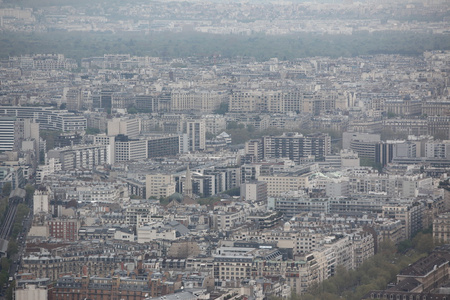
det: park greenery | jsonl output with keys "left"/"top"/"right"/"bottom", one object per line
{"left": 291, "top": 230, "right": 438, "bottom": 300}
{"left": 40, "top": 130, "right": 61, "bottom": 151}
{"left": 0, "top": 31, "right": 449, "bottom": 62}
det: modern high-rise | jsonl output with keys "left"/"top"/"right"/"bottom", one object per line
{"left": 0, "top": 117, "right": 40, "bottom": 154}
{"left": 186, "top": 120, "right": 205, "bottom": 152}
{"left": 65, "top": 88, "right": 82, "bottom": 111}
{"left": 147, "top": 135, "right": 180, "bottom": 158}
{"left": 0, "top": 117, "right": 18, "bottom": 152}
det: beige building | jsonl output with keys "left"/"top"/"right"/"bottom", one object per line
{"left": 33, "top": 188, "right": 51, "bottom": 214}
{"left": 137, "top": 225, "right": 177, "bottom": 243}
{"left": 107, "top": 117, "right": 140, "bottom": 138}
{"left": 433, "top": 212, "right": 450, "bottom": 243}
{"left": 145, "top": 174, "right": 176, "bottom": 199}
{"left": 258, "top": 174, "right": 310, "bottom": 197}
{"left": 15, "top": 283, "right": 48, "bottom": 300}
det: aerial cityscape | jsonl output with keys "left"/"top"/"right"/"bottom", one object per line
{"left": 0, "top": 0, "right": 449, "bottom": 300}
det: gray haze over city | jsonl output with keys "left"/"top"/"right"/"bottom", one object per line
{"left": 0, "top": 0, "right": 449, "bottom": 300}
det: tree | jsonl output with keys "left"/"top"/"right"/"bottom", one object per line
{"left": 213, "top": 102, "right": 229, "bottom": 115}
{"left": 227, "top": 121, "right": 239, "bottom": 130}
{"left": 2, "top": 182, "right": 11, "bottom": 197}
{"left": 0, "top": 257, "right": 10, "bottom": 272}
{"left": 86, "top": 127, "right": 100, "bottom": 135}
{"left": 205, "top": 131, "right": 216, "bottom": 140}
{"left": 7, "top": 240, "right": 18, "bottom": 258}
{"left": 127, "top": 106, "right": 138, "bottom": 114}
{"left": 25, "top": 184, "right": 35, "bottom": 203}
{"left": 412, "top": 232, "right": 435, "bottom": 254}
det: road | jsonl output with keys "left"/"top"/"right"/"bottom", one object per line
{"left": 0, "top": 199, "right": 32, "bottom": 299}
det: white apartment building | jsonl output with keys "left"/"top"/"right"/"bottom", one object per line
{"left": 114, "top": 138, "right": 147, "bottom": 162}
{"left": 93, "top": 134, "right": 115, "bottom": 164}
{"left": 187, "top": 120, "right": 206, "bottom": 151}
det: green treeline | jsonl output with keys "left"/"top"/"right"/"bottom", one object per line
{"left": 1, "top": 31, "right": 449, "bottom": 61}
{"left": 292, "top": 232, "right": 437, "bottom": 300}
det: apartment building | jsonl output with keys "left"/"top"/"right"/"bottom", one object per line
{"left": 114, "top": 135, "right": 147, "bottom": 162}
{"left": 259, "top": 174, "right": 310, "bottom": 197}
{"left": 107, "top": 117, "right": 140, "bottom": 138}
{"left": 47, "top": 218, "right": 81, "bottom": 241}
{"left": 47, "top": 144, "right": 108, "bottom": 170}
{"left": 147, "top": 134, "right": 181, "bottom": 158}
{"left": 262, "top": 132, "right": 331, "bottom": 162}
{"left": 145, "top": 174, "right": 176, "bottom": 199}
{"left": 51, "top": 275, "right": 181, "bottom": 300}
{"left": 433, "top": 212, "right": 450, "bottom": 243}
{"left": 187, "top": 119, "right": 206, "bottom": 151}
{"left": 240, "top": 181, "right": 268, "bottom": 202}
{"left": 382, "top": 201, "right": 425, "bottom": 239}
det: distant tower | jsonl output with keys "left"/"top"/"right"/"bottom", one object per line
{"left": 184, "top": 165, "right": 193, "bottom": 198}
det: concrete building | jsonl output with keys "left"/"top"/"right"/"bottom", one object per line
{"left": 342, "top": 132, "right": 380, "bottom": 150}
{"left": 0, "top": 107, "right": 85, "bottom": 132}
{"left": 433, "top": 212, "right": 450, "bottom": 243}
{"left": 258, "top": 174, "right": 310, "bottom": 197}
{"left": 187, "top": 120, "right": 206, "bottom": 152}
{"left": 47, "top": 144, "right": 108, "bottom": 170}
{"left": 33, "top": 187, "right": 51, "bottom": 214}
{"left": 262, "top": 132, "right": 331, "bottom": 162}
{"left": 425, "top": 140, "right": 450, "bottom": 159}
{"left": 147, "top": 134, "right": 181, "bottom": 158}
{"left": 0, "top": 117, "right": 19, "bottom": 152}
{"left": 15, "top": 279, "right": 50, "bottom": 300}
{"left": 240, "top": 181, "right": 268, "bottom": 203}
{"left": 0, "top": 117, "right": 39, "bottom": 153}
{"left": 202, "top": 114, "right": 227, "bottom": 134}
{"left": 107, "top": 117, "right": 140, "bottom": 138}
{"left": 93, "top": 134, "right": 116, "bottom": 164}
{"left": 114, "top": 135, "right": 147, "bottom": 162}
{"left": 382, "top": 202, "right": 425, "bottom": 239}
{"left": 137, "top": 225, "right": 177, "bottom": 242}
{"left": 145, "top": 174, "right": 176, "bottom": 199}
{"left": 244, "top": 139, "right": 264, "bottom": 163}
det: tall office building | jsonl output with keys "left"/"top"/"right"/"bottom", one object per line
{"left": 100, "top": 89, "right": 113, "bottom": 113}
{"left": 186, "top": 120, "right": 205, "bottom": 152}
{"left": 93, "top": 134, "right": 116, "bottom": 164}
{"left": 65, "top": 88, "right": 82, "bottom": 111}
{"left": 0, "top": 117, "right": 39, "bottom": 155}
{"left": 0, "top": 117, "right": 18, "bottom": 152}
{"left": 147, "top": 135, "right": 180, "bottom": 158}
